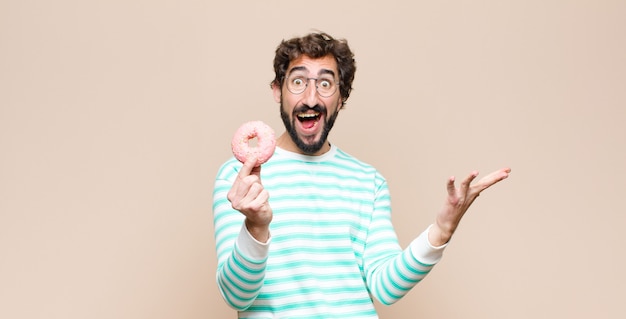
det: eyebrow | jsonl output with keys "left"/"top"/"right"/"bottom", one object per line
{"left": 287, "top": 66, "right": 336, "bottom": 77}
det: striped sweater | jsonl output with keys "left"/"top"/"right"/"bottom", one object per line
{"left": 212, "top": 145, "right": 446, "bottom": 318}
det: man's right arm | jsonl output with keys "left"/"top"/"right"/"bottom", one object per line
{"left": 212, "top": 161, "right": 271, "bottom": 311}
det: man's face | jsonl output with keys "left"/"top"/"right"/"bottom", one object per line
{"left": 273, "top": 54, "right": 343, "bottom": 155}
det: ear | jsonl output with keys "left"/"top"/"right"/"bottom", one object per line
{"left": 271, "top": 82, "right": 282, "bottom": 103}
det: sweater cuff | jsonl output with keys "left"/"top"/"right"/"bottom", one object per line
{"left": 236, "top": 223, "right": 271, "bottom": 261}
{"left": 409, "top": 224, "right": 447, "bottom": 265}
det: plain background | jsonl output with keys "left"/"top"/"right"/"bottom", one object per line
{"left": 1, "top": 0, "right": 625, "bottom": 318}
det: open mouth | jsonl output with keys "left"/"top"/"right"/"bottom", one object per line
{"left": 297, "top": 112, "right": 321, "bottom": 129}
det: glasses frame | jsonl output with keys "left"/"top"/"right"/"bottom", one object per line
{"left": 284, "top": 74, "right": 339, "bottom": 98}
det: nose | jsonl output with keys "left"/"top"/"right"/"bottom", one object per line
{"left": 302, "top": 78, "right": 320, "bottom": 106}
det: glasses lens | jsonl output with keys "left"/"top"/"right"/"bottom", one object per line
{"left": 286, "top": 74, "right": 338, "bottom": 97}
{"left": 287, "top": 75, "right": 307, "bottom": 94}
{"left": 316, "top": 76, "right": 336, "bottom": 97}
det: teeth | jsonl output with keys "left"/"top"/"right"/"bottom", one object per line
{"left": 297, "top": 112, "right": 319, "bottom": 119}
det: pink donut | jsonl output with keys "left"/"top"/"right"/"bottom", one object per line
{"left": 231, "top": 121, "right": 276, "bottom": 167}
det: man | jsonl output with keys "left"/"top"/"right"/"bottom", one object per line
{"left": 212, "top": 31, "right": 510, "bottom": 318}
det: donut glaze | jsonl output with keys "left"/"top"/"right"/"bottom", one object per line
{"left": 231, "top": 121, "right": 276, "bottom": 166}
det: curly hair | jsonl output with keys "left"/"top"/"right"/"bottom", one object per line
{"left": 271, "top": 32, "right": 356, "bottom": 103}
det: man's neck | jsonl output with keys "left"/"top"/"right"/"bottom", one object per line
{"left": 276, "top": 132, "right": 331, "bottom": 156}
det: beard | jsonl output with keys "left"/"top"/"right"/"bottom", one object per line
{"left": 280, "top": 103, "right": 339, "bottom": 155}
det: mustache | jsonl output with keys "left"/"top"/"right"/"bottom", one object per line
{"left": 293, "top": 104, "right": 326, "bottom": 115}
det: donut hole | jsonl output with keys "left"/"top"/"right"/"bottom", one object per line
{"left": 248, "top": 136, "right": 259, "bottom": 148}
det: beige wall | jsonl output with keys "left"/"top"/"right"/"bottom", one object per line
{"left": 1, "top": 1, "right": 625, "bottom": 318}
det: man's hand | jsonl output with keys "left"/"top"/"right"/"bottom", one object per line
{"left": 429, "top": 168, "right": 511, "bottom": 247}
{"left": 227, "top": 157, "right": 272, "bottom": 243}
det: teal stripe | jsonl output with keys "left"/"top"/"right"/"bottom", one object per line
{"left": 263, "top": 272, "right": 362, "bottom": 285}
{"left": 268, "top": 188, "right": 372, "bottom": 197}
{"left": 270, "top": 206, "right": 369, "bottom": 215}
{"left": 258, "top": 285, "right": 366, "bottom": 299}
{"left": 217, "top": 275, "right": 247, "bottom": 308}
{"left": 212, "top": 197, "right": 231, "bottom": 210}
{"left": 246, "top": 297, "right": 373, "bottom": 313}
{"left": 225, "top": 258, "right": 263, "bottom": 287}
{"left": 401, "top": 261, "right": 430, "bottom": 277}
{"left": 221, "top": 262, "right": 262, "bottom": 294}
{"left": 385, "top": 267, "right": 412, "bottom": 293}
{"left": 377, "top": 275, "right": 403, "bottom": 301}
{"left": 391, "top": 258, "right": 423, "bottom": 286}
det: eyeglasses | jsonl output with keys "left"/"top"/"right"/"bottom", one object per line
{"left": 285, "top": 73, "right": 339, "bottom": 98}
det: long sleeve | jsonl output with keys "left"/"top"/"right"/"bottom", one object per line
{"left": 362, "top": 175, "right": 447, "bottom": 305}
{"left": 212, "top": 161, "right": 269, "bottom": 310}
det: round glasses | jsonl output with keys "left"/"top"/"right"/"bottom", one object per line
{"left": 285, "top": 73, "right": 339, "bottom": 98}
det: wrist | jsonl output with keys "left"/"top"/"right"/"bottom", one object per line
{"left": 245, "top": 218, "right": 270, "bottom": 243}
{"left": 428, "top": 223, "right": 453, "bottom": 247}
